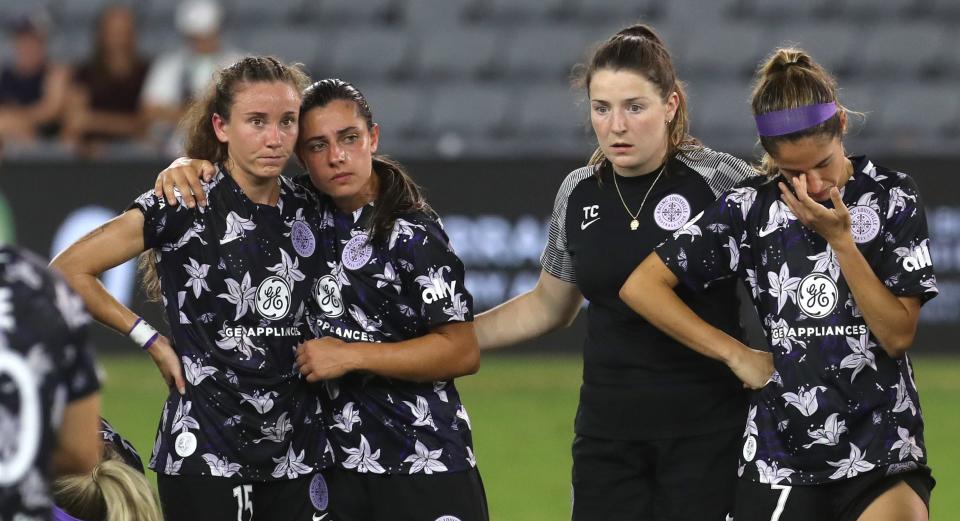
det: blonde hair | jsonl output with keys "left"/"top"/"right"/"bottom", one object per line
{"left": 52, "top": 448, "right": 162, "bottom": 521}
{"left": 751, "top": 47, "right": 859, "bottom": 177}
{"left": 573, "top": 23, "right": 700, "bottom": 170}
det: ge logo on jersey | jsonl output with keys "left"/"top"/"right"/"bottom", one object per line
{"left": 256, "top": 276, "right": 291, "bottom": 320}
{"left": 654, "top": 194, "right": 691, "bottom": 231}
{"left": 797, "top": 273, "right": 838, "bottom": 318}
{"left": 314, "top": 275, "right": 344, "bottom": 318}
{"left": 848, "top": 206, "right": 880, "bottom": 244}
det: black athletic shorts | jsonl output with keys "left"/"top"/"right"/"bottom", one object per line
{"left": 323, "top": 467, "right": 488, "bottom": 521}
{"left": 571, "top": 427, "right": 741, "bottom": 521}
{"left": 733, "top": 467, "right": 934, "bottom": 521}
{"left": 157, "top": 472, "right": 332, "bottom": 521}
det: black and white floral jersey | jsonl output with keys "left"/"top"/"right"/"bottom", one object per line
{"left": 0, "top": 245, "right": 100, "bottom": 521}
{"left": 540, "top": 148, "right": 755, "bottom": 440}
{"left": 307, "top": 201, "right": 477, "bottom": 475}
{"left": 131, "top": 166, "right": 334, "bottom": 482}
{"left": 100, "top": 418, "right": 144, "bottom": 473}
{"left": 655, "top": 156, "right": 937, "bottom": 485}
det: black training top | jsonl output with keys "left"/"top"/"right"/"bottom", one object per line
{"left": 656, "top": 156, "right": 936, "bottom": 485}
{"left": 541, "top": 147, "right": 755, "bottom": 440}
{"left": 132, "top": 167, "right": 334, "bottom": 482}
{"left": 0, "top": 246, "right": 100, "bottom": 520}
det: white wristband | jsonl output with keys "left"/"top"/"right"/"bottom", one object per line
{"left": 128, "top": 318, "right": 159, "bottom": 350}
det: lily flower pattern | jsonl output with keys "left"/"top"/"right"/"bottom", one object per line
{"left": 653, "top": 156, "right": 936, "bottom": 485}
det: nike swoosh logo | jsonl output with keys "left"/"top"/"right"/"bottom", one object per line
{"left": 580, "top": 218, "right": 600, "bottom": 230}
{"left": 757, "top": 226, "right": 780, "bottom": 238}
{"left": 313, "top": 514, "right": 328, "bottom": 521}
{"left": 219, "top": 235, "right": 240, "bottom": 245}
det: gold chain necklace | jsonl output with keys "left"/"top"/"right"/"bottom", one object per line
{"left": 612, "top": 163, "right": 666, "bottom": 231}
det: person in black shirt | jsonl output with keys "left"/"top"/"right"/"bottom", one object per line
{"left": 51, "top": 57, "right": 334, "bottom": 521}
{"left": 476, "top": 24, "right": 759, "bottom": 520}
{"left": 0, "top": 245, "right": 101, "bottom": 521}
{"left": 621, "top": 48, "right": 935, "bottom": 521}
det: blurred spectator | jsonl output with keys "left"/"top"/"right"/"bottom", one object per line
{"left": 0, "top": 15, "right": 69, "bottom": 144}
{"left": 61, "top": 4, "right": 151, "bottom": 157}
{"left": 141, "top": 0, "right": 242, "bottom": 149}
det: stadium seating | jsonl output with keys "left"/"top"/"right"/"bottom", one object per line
{"left": 0, "top": 0, "right": 957, "bottom": 158}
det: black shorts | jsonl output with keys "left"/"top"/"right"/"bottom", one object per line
{"left": 733, "top": 467, "right": 934, "bottom": 521}
{"left": 571, "top": 428, "right": 741, "bottom": 521}
{"left": 323, "top": 467, "right": 488, "bottom": 521}
{"left": 157, "top": 472, "right": 331, "bottom": 521}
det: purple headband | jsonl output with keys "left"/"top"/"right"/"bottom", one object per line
{"left": 754, "top": 102, "right": 837, "bottom": 137}
{"left": 52, "top": 506, "right": 87, "bottom": 521}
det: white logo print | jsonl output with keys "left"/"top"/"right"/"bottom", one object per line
{"left": 174, "top": 431, "right": 197, "bottom": 458}
{"left": 341, "top": 234, "right": 373, "bottom": 270}
{"left": 797, "top": 273, "right": 838, "bottom": 318}
{"left": 314, "top": 275, "right": 344, "bottom": 318}
{"left": 435, "top": 517, "right": 462, "bottom": 521}
{"left": 900, "top": 242, "right": 932, "bottom": 272}
{"left": 416, "top": 266, "right": 457, "bottom": 304}
{"left": 848, "top": 206, "right": 880, "bottom": 244}
{"left": 742, "top": 436, "right": 757, "bottom": 462}
{"left": 654, "top": 194, "right": 691, "bottom": 231}
{"left": 580, "top": 204, "right": 600, "bottom": 230}
{"left": 255, "top": 276, "right": 291, "bottom": 320}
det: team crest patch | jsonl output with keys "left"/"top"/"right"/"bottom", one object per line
{"left": 256, "top": 276, "right": 292, "bottom": 320}
{"left": 435, "top": 517, "right": 462, "bottom": 521}
{"left": 309, "top": 473, "right": 329, "bottom": 511}
{"left": 342, "top": 234, "right": 373, "bottom": 270}
{"left": 175, "top": 432, "right": 197, "bottom": 458}
{"left": 314, "top": 275, "right": 344, "bottom": 318}
{"left": 848, "top": 205, "right": 880, "bottom": 244}
{"left": 654, "top": 194, "right": 692, "bottom": 231}
{"left": 797, "top": 273, "right": 838, "bottom": 318}
{"left": 291, "top": 220, "right": 316, "bottom": 257}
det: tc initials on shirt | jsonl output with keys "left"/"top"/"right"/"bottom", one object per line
{"left": 581, "top": 205, "right": 600, "bottom": 230}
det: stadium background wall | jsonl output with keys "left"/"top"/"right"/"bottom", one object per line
{"left": 2, "top": 156, "right": 956, "bottom": 353}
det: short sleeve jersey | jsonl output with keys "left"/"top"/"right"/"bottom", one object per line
{"left": 0, "top": 246, "right": 100, "bottom": 520}
{"left": 540, "top": 147, "right": 755, "bottom": 440}
{"left": 308, "top": 201, "right": 478, "bottom": 475}
{"left": 131, "top": 167, "right": 334, "bottom": 482}
{"left": 656, "top": 156, "right": 937, "bottom": 485}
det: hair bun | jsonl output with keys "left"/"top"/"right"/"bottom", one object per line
{"left": 614, "top": 23, "right": 665, "bottom": 47}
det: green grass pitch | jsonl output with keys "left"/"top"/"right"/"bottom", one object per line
{"left": 100, "top": 353, "right": 959, "bottom": 520}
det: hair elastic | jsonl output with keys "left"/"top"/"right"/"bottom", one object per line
{"left": 128, "top": 317, "right": 159, "bottom": 351}
{"left": 754, "top": 102, "right": 837, "bottom": 137}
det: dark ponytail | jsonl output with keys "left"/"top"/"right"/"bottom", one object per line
{"left": 300, "top": 79, "right": 433, "bottom": 244}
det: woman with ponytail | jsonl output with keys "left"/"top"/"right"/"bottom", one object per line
{"left": 52, "top": 420, "right": 162, "bottom": 521}
{"left": 51, "top": 57, "right": 335, "bottom": 521}
{"left": 621, "top": 47, "right": 936, "bottom": 520}
{"left": 475, "top": 23, "right": 758, "bottom": 520}
{"left": 157, "top": 78, "right": 487, "bottom": 521}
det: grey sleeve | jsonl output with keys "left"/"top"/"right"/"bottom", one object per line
{"left": 539, "top": 167, "right": 593, "bottom": 284}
